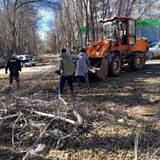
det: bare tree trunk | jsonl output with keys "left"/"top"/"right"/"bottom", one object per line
{"left": 32, "top": 27, "right": 38, "bottom": 57}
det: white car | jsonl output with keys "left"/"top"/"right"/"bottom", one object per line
{"left": 17, "top": 54, "right": 36, "bottom": 66}
{"left": 146, "top": 42, "right": 160, "bottom": 60}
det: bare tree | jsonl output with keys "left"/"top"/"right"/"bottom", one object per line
{"left": 0, "top": 0, "right": 61, "bottom": 59}
{"left": 53, "top": 0, "right": 159, "bottom": 52}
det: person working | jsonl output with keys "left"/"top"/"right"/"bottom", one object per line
{"left": 75, "top": 48, "right": 90, "bottom": 88}
{"left": 5, "top": 54, "right": 22, "bottom": 90}
{"left": 58, "top": 48, "right": 79, "bottom": 96}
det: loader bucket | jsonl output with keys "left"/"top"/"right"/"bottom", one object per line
{"left": 96, "top": 57, "right": 108, "bottom": 80}
{"left": 88, "top": 57, "right": 108, "bottom": 80}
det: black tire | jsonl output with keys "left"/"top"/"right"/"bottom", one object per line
{"left": 108, "top": 55, "right": 122, "bottom": 77}
{"left": 129, "top": 53, "right": 146, "bottom": 71}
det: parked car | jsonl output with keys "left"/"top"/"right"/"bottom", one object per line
{"left": 0, "top": 58, "right": 5, "bottom": 68}
{"left": 17, "top": 54, "right": 36, "bottom": 66}
{"left": 148, "top": 41, "right": 158, "bottom": 48}
{"left": 146, "top": 42, "right": 160, "bottom": 60}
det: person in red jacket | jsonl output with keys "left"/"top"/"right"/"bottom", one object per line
{"left": 5, "top": 54, "right": 22, "bottom": 90}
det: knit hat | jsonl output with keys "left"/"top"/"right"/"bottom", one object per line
{"left": 61, "top": 48, "right": 67, "bottom": 53}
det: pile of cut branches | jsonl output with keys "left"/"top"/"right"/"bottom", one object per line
{"left": 0, "top": 93, "right": 88, "bottom": 160}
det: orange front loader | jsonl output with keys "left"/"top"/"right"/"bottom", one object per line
{"left": 86, "top": 16, "right": 149, "bottom": 79}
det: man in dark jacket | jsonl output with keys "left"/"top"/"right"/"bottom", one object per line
{"left": 5, "top": 54, "right": 21, "bottom": 90}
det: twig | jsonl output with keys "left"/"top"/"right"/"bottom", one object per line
{"left": 12, "top": 95, "right": 51, "bottom": 104}
{"left": 16, "top": 117, "right": 28, "bottom": 149}
{"left": 134, "top": 132, "right": 139, "bottom": 160}
{"left": 12, "top": 112, "right": 23, "bottom": 146}
{"left": 0, "top": 114, "right": 18, "bottom": 120}
{"left": 134, "top": 125, "right": 141, "bottom": 160}
{"left": 150, "top": 146, "right": 160, "bottom": 159}
{"left": 73, "top": 109, "right": 83, "bottom": 125}
{"left": 22, "top": 118, "right": 54, "bottom": 160}
{"left": 58, "top": 95, "right": 68, "bottom": 105}
{"left": 19, "top": 65, "right": 57, "bottom": 95}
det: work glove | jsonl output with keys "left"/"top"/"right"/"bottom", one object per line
{"left": 55, "top": 69, "right": 61, "bottom": 75}
{"left": 5, "top": 70, "right": 7, "bottom": 74}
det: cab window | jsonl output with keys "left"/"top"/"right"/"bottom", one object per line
{"left": 129, "top": 20, "right": 136, "bottom": 45}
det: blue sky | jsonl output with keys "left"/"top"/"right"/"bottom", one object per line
{"left": 38, "top": 9, "right": 54, "bottom": 31}
{"left": 37, "top": 9, "right": 55, "bottom": 39}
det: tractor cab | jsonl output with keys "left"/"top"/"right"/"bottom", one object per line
{"left": 102, "top": 17, "right": 136, "bottom": 46}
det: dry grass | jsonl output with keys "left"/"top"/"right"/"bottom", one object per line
{"left": 0, "top": 54, "right": 160, "bottom": 160}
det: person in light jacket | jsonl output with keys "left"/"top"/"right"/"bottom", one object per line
{"left": 58, "top": 48, "right": 79, "bottom": 96}
{"left": 75, "top": 48, "right": 90, "bottom": 88}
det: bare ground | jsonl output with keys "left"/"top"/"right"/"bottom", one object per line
{"left": 0, "top": 53, "right": 160, "bottom": 160}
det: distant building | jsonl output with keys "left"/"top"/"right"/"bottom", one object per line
{"left": 95, "top": 0, "right": 160, "bottom": 42}
{"left": 135, "top": 0, "right": 160, "bottom": 42}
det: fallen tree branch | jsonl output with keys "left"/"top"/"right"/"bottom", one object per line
{"left": 151, "top": 146, "right": 160, "bottom": 159}
{"left": 73, "top": 109, "right": 83, "bottom": 126}
{"left": 29, "top": 110, "right": 76, "bottom": 125}
{"left": 19, "top": 65, "right": 57, "bottom": 95}
{"left": 12, "top": 95, "right": 68, "bottom": 107}
{"left": 0, "top": 114, "right": 18, "bottom": 120}
{"left": 25, "top": 109, "right": 84, "bottom": 127}
{"left": 12, "top": 112, "right": 23, "bottom": 146}
{"left": 58, "top": 95, "right": 68, "bottom": 105}
{"left": 12, "top": 95, "right": 50, "bottom": 104}
{"left": 23, "top": 117, "right": 54, "bottom": 160}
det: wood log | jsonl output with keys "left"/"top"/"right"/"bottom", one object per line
{"left": 31, "top": 110, "right": 75, "bottom": 125}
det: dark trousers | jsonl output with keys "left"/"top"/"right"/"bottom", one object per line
{"left": 60, "top": 75, "right": 73, "bottom": 94}
{"left": 9, "top": 73, "right": 20, "bottom": 89}
{"left": 77, "top": 72, "right": 89, "bottom": 88}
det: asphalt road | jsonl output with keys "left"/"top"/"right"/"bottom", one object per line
{"left": 0, "top": 64, "right": 55, "bottom": 75}
{"left": 0, "top": 60, "right": 159, "bottom": 75}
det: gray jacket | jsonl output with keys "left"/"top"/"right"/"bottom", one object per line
{"left": 75, "top": 52, "right": 90, "bottom": 76}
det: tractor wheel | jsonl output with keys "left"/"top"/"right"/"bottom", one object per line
{"left": 109, "top": 54, "right": 122, "bottom": 77}
{"left": 129, "top": 53, "right": 146, "bottom": 70}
